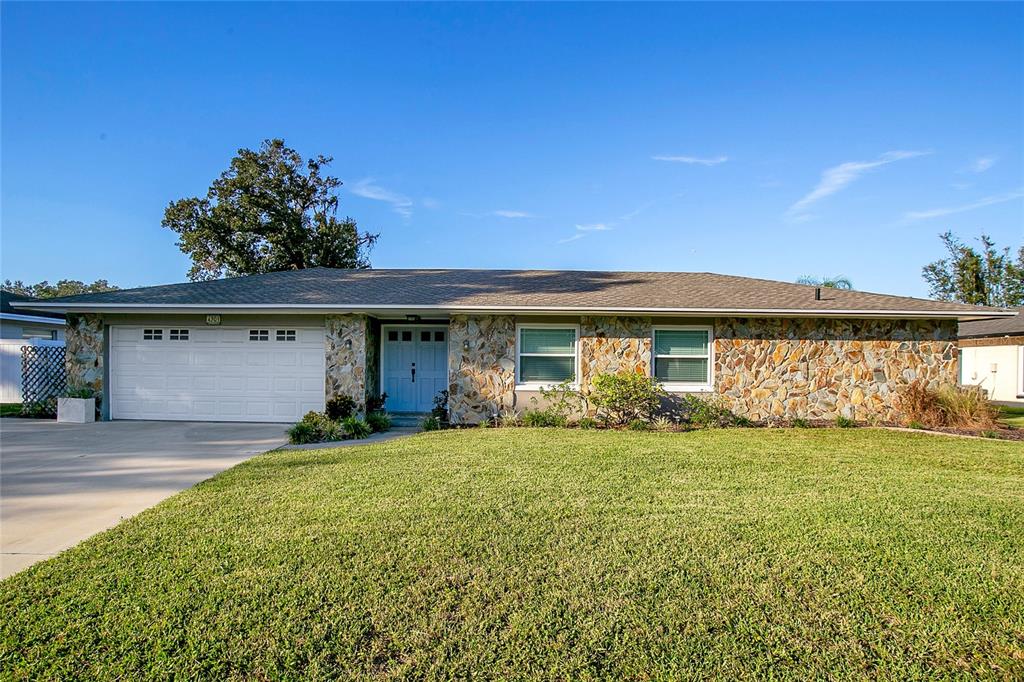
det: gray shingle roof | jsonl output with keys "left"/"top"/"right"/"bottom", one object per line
{"left": 14, "top": 267, "right": 1012, "bottom": 318}
{"left": 959, "top": 307, "right": 1024, "bottom": 338}
{"left": 1, "top": 291, "right": 66, "bottom": 320}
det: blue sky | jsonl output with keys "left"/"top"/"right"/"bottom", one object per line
{"left": 2, "top": 2, "right": 1021, "bottom": 298}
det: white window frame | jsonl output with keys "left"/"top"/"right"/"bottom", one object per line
{"left": 249, "top": 329, "right": 269, "bottom": 342}
{"left": 515, "top": 323, "right": 580, "bottom": 389}
{"left": 651, "top": 325, "right": 714, "bottom": 392}
{"left": 169, "top": 329, "right": 189, "bottom": 342}
{"left": 276, "top": 329, "right": 297, "bottom": 342}
{"left": 143, "top": 328, "right": 163, "bottom": 341}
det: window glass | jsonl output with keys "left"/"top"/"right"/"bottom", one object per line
{"left": 401, "top": 331, "right": 412, "bottom": 342}
{"left": 653, "top": 329, "right": 711, "bottom": 385}
{"left": 434, "top": 331, "right": 446, "bottom": 342}
{"left": 388, "top": 330, "right": 398, "bottom": 341}
{"left": 276, "top": 330, "right": 296, "bottom": 342}
{"left": 421, "top": 331, "right": 431, "bottom": 342}
{"left": 169, "top": 329, "right": 189, "bottom": 341}
{"left": 249, "top": 329, "right": 269, "bottom": 342}
{"left": 143, "top": 329, "right": 163, "bottom": 341}
{"left": 518, "top": 327, "right": 576, "bottom": 384}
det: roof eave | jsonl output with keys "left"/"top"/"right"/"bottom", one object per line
{"left": 11, "top": 301, "right": 1012, "bottom": 321}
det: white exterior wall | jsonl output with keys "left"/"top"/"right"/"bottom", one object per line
{"left": 961, "top": 343, "right": 1024, "bottom": 402}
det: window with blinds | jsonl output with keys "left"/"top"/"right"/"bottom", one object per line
{"left": 653, "top": 327, "right": 712, "bottom": 388}
{"left": 517, "top": 326, "right": 577, "bottom": 385}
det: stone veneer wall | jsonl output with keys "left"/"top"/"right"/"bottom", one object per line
{"left": 448, "top": 315, "right": 516, "bottom": 424}
{"left": 714, "top": 318, "right": 958, "bottom": 422}
{"left": 579, "top": 316, "right": 652, "bottom": 399}
{"left": 325, "top": 314, "right": 372, "bottom": 411}
{"left": 65, "top": 313, "right": 105, "bottom": 407}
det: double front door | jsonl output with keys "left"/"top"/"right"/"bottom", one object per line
{"left": 381, "top": 326, "right": 448, "bottom": 413}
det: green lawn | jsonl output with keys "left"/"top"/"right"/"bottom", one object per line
{"left": 999, "top": 405, "right": 1024, "bottom": 429}
{"left": 0, "top": 403, "right": 21, "bottom": 417}
{"left": 2, "top": 429, "right": 1022, "bottom": 679}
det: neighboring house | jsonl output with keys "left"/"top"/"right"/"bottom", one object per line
{"left": 1, "top": 291, "right": 65, "bottom": 341}
{"left": 1, "top": 291, "right": 67, "bottom": 402}
{"left": 14, "top": 268, "right": 1014, "bottom": 423}
{"left": 959, "top": 307, "right": 1024, "bottom": 404}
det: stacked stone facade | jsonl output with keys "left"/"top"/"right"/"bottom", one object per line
{"left": 579, "top": 316, "right": 653, "bottom": 396}
{"left": 715, "top": 318, "right": 957, "bottom": 422}
{"left": 325, "top": 314, "right": 374, "bottom": 411}
{"left": 448, "top": 315, "right": 516, "bottom": 424}
{"left": 65, "top": 313, "right": 105, "bottom": 407}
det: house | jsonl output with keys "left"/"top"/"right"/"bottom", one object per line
{"left": 1, "top": 291, "right": 65, "bottom": 341}
{"left": 1, "top": 291, "right": 66, "bottom": 403}
{"left": 14, "top": 268, "right": 1014, "bottom": 424}
{"left": 958, "top": 307, "right": 1024, "bottom": 404}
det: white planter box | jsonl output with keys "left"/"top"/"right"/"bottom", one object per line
{"left": 58, "top": 397, "right": 96, "bottom": 423}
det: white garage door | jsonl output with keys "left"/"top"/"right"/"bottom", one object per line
{"left": 110, "top": 325, "right": 325, "bottom": 422}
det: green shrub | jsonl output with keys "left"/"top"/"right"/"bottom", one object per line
{"left": 325, "top": 395, "right": 357, "bottom": 420}
{"left": 835, "top": 415, "right": 856, "bottom": 428}
{"left": 652, "top": 415, "right": 676, "bottom": 431}
{"left": 287, "top": 421, "right": 320, "bottom": 444}
{"left": 64, "top": 387, "right": 95, "bottom": 399}
{"left": 533, "top": 380, "right": 586, "bottom": 424}
{"left": 365, "top": 393, "right": 388, "bottom": 414}
{"left": 522, "top": 410, "right": 564, "bottom": 427}
{"left": 577, "top": 417, "right": 598, "bottom": 430}
{"left": 366, "top": 411, "right": 391, "bottom": 433}
{"left": 980, "top": 429, "right": 1002, "bottom": 440}
{"left": 791, "top": 417, "right": 810, "bottom": 429}
{"left": 421, "top": 415, "right": 441, "bottom": 431}
{"left": 627, "top": 419, "right": 651, "bottom": 431}
{"left": 908, "top": 420, "right": 925, "bottom": 430}
{"left": 679, "top": 394, "right": 744, "bottom": 428}
{"left": 589, "top": 372, "right": 667, "bottom": 426}
{"left": 430, "top": 390, "right": 450, "bottom": 427}
{"left": 342, "top": 416, "right": 372, "bottom": 439}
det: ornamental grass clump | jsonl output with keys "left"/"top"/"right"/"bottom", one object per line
{"left": 898, "top": 381, "right": 998, "bottom": 430}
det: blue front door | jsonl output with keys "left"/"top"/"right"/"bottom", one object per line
{"left": 381, "top": 326, "right": 448, "bottom": 412}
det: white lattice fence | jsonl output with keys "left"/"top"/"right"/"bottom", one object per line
{"left": 20, "top": 345, "right": 67, "bottom": 416}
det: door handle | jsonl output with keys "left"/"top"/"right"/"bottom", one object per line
{"left": 411, "top": 362, "right": 416, "bottom": 383}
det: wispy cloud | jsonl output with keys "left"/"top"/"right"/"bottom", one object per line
{"left": 652, "top": 154, "right": 729, "bottom": 166}
{"left": 786, "top": 150, "right": 929, "bottom": 220}
{"left": 969, "top": 156, "right": 997, "bottom": 174}
{"left": 349, "top": 178, "right": 413, "bottom": 219}
{"left": 902, "top": 189, "right": 1024, "bottom": 222}
{"left": 556, "top": 233, "right": 587, "bottom": 244}
{"left": 492, "top": 210, "right": 534, "bottom": 219}
{"left": 575, "top": 223, "right": 611, "bottom": 231}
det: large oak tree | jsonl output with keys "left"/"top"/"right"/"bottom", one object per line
{"left": 163, "top": 139, "right": 378, "bottom": 281}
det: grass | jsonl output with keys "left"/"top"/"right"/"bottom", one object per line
{"left": 0, "top": 403, "right": 21, "bottom": 417}
{"left": 998, "top": 405, "right": 1024, "bottom": 429}
{"left": 1, "top": 429, "right": 1022, "bottom": 679}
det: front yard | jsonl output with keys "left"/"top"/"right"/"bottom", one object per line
{"left": 1, "top": 429, "right": 1022, "bottom": 679}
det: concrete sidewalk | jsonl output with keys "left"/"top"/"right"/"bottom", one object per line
{"left": 0, "top": 419, "right": 287, "bottom": 579}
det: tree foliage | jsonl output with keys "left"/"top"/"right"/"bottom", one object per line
{"left": 163, "top": 139, "right": 379, "bottom": 281}
{"left": 1, "top": 279, "right": 120, "bottom": 298}
{"left": 796, "top": 275, "right": 853, "bottom": 290}
{"left": 922, "top": 232, "right": 1023, "bottom": 307}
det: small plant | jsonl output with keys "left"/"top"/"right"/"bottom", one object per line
{"left": 522, "top": 409, "right": 564, "bottom": 427}
{"left": 287, "top": 421, "right": 320, "bottom": 445}
{"left": 627, "top": 419, "right": 651, "bottom": 431}
{"left": 835, "top": 415, "right": 856, "bottom": 428}
{"left": 577, "top": 417, "right": 598, "bottom": 430}
{"left": 498, "top": 409, "right": 521, "bottom": 428}
{"left": 64, "top": 387, "right": 95, "bottom": 399}
{"left": 907, "top": 420, "right": 925, "bottom": 430}
{"left": 325, "top": 395, "right": 357, "bottom": 420}
{"left": 421, "top": 415, "right": 441, "bottom": 431}
{"left": 791, "top": 417, "right": 810, "bottom": 429}
{"left": 366, "top": 411, "right": 391, "bottom": 433}
{"left": 533, "top": 380, "right": 586, "bottom": 424}
{"left": 980, "top": 430, "right": 1002, "bottom": 440}
{"left": 652, "top": 415, "right": 675, "bottom": 431}
{"left": 342, "top": 416, "right": 372, "bottom": 439}
{"left": 288, "top": 411, "right": 342, "bottom": 444}
{"left": 365, "top": 393, "right": 388, "bottom": 414}
{"left": 679, "top": 394, "right": 744, "bottom": 428}
{"left": 589, "top": 372, "right": 667, "bottom": 426}
{"left": 430, "top": 390, "right": 450, "bottom": 428}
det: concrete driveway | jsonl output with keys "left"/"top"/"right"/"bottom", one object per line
{"left": 0, "top": 419, "right": 287, "bottom": 579}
